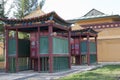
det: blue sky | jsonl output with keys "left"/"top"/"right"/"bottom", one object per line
{"left": 6, "top": 0, "right": 120, "bottom": 20}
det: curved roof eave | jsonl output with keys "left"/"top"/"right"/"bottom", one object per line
{"left": 0, "top": 12, "right": 73, "bottom": 26}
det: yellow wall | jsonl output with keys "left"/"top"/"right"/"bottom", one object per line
{"left": 0, "top": 42, "right": 3, "bottom": 55}
{"left": 98, "top": 38, "right": 120, "bottom": 62}
{"left": 98, "top": 28, "right": 120, "bottom": 39}
{"left": 97, "top": 28, "right": 120, "bottom": 62}
{"left": 0, "top": 42, "right": 4, "bottom": 69}
{"left": 72, "top": 17, "right": 120, "bottom": 62}
{"left": 78, "top": 18, "right": 113, "bottom": 25}
{"left": 0, "top": 62, "right": 4, "bottom": 69}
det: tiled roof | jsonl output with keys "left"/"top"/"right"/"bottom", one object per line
{"left": 0, "top": 12, "right": 73, "bottom": 26}
{"left": 69, "top": 9, "right": 120, "bottom": 22}
{"left": 24, "top": 7, "right": 45, "bottom": 19}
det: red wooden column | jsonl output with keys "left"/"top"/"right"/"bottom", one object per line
{"left": 3, "top": 27, "right": 5, "bottom": 66}
{"left": 74, "top": 38, "right": 75, "bottom": 56}
{"left": 16, "top": 29, "right": 19, "bottom": 72}
{"left": 79, "top": 35, "right": 82, "bottom": 65}
{"left": 68, "top": 28, "right": 71, "bottom": 69}
{"left": 73, "top": 38, "right": 77, "bottom": 64}
{"left": 95, "top": 36, "right": 98, "bottom": 63}
{"left": 48, "top": 26, "right": 53, "bottom": 73}
{"left": 74, "top": 38, "right": 76, "bottom": 64}
{"left": 37, "top": 27, "right": 40, "bottom": 72}
{"left": 87, "top": 33, "right": 90, "bottom": 65}
{"left": 5, "top": 28, "right": 9, "bottom": 72}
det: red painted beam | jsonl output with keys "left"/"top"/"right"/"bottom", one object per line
{"left": 52, "top": 23, "right": 70, "bottom": 31}
{"left": 6, "top": 23, "right": 51, "bottom": 29}
{"left": 5, "top": 23, "right": 69, "bottom": 32}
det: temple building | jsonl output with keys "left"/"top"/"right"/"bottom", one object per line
{"left": 0, "top": 7, "right": 99, "bottom": 72}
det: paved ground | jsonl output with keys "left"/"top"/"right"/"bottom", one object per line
{"left": 0, "top": 65, "right": 102, "bottom": 80}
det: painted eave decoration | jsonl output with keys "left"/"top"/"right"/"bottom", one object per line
{"left": 81, "top": 22, "right": 120, "bottom": 29}
{"left": 71, "top": 28, "right": 98, "bottom": 37}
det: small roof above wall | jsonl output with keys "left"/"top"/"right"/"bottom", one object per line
{"left": 83, "top": 8, "right": 105, "bottom": 17}
{"left": 71, "top": 28, "right": 98, "bottom": 38}
{"left": 69, "top": 9, "right": 120, "bottom": 23}
{"left": 24, "top": 7, "right": 45, "bottom": 19}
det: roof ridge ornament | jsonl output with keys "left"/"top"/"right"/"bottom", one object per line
{"left": 48, "top": 11, "right": 56, "bottom": 20}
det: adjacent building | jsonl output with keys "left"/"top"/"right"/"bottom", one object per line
{"left": 71, "top": 9, "right": 120, "bottom": 63}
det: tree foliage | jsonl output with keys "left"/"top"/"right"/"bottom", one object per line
{"left": 0, "top": 0, "right": 13, "bottom": 33}
{"left": 40, "top": 0, "right": 46, "bottom": 9}
{"left": 0, "top": 0, "right": 14, "bottom": 41}
{"left": 0, "top": 0, "right": 14, "bottom": 18}
{"left": 13, "top": 0, "right": 46, "bottom": 18}
{"left": 14, "top": 0, "right": 28, "bottom": 18}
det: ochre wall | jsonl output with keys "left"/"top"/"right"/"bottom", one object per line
{"left": 0, "top": 62, "right": 4, "bottom": 69}
{"left": 98, "top": 38, "right": 120, "bottom": 62}
{"left": 0, "top": 42, "right": 4, "bottom": 69}
{"left": 0, "top": 42, "right": 3, "bottom": 55}
{"left": 72, "top": 17, "right": 120, "bottom": 62}
{"left": 98, "top": 28, "right": 120, "bottom": 39}
{"left": 97, "top": 28, "right": 120, "bottom": 62}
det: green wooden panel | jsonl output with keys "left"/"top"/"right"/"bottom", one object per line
{"left": 8, "top": 57, "right": 16, "bottom": 72}
{"left": 8, "top": 39, "right": 16, "bottom": 56}
{"left": 18, "top": 39, "right": 30, "bottom": 57}
{"left": 8, "top": 57, "right": 30, "bottom": 72}
{"left": 40, "top": 36, "right": 48, "bottom": 54}
{"left": 90, "top": 42, "right": 96, "bottom": 53}
{"left": 8, "top": 39, "right": 30, "bottom": 57}
{"left": 18, "top": 57, "right": 29, "bottom": 71}
{"left": 81, "top": 55, "right": 87, "bottom": 64}
{"left": 90, "top": 54, "right": 97, "bottom": 63}
{"left": 81, "top": 41, "right": 87, "bottom": 53}
{"left": 64, "top": 39, "right": 69, "bottom": 53}
{"left": 40, "top": 57, "right": 49, "bottom": 72}
{"left": 53, "top": 37, "right": 68, "bottom": 54}
{"left": 53, "top": 57, "right": 69, "bottom": 71}
{"left": 81, "top": 41, "right": 96, "bottom": 53}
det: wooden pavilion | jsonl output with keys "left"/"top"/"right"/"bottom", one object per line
{"left": 71, "top": 28, "right": 98, "bottom": 65}
{"left": 0, "top": 12, "right": 72, "bottom": 73}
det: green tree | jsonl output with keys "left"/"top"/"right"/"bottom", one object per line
{"left": 0, "top": 0, "right": 14, "bottom": 18}
{"left": 0, "top": 0, "right": 13, "bottom": 59}
{"left": 13, "top": 0, "right": 46, "bottom": 18}
{"left": 0, "top": 0, "right": 13, "bottom": 41}
{"left": 40, "top": 0, "right": 46, "bottom": 9}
